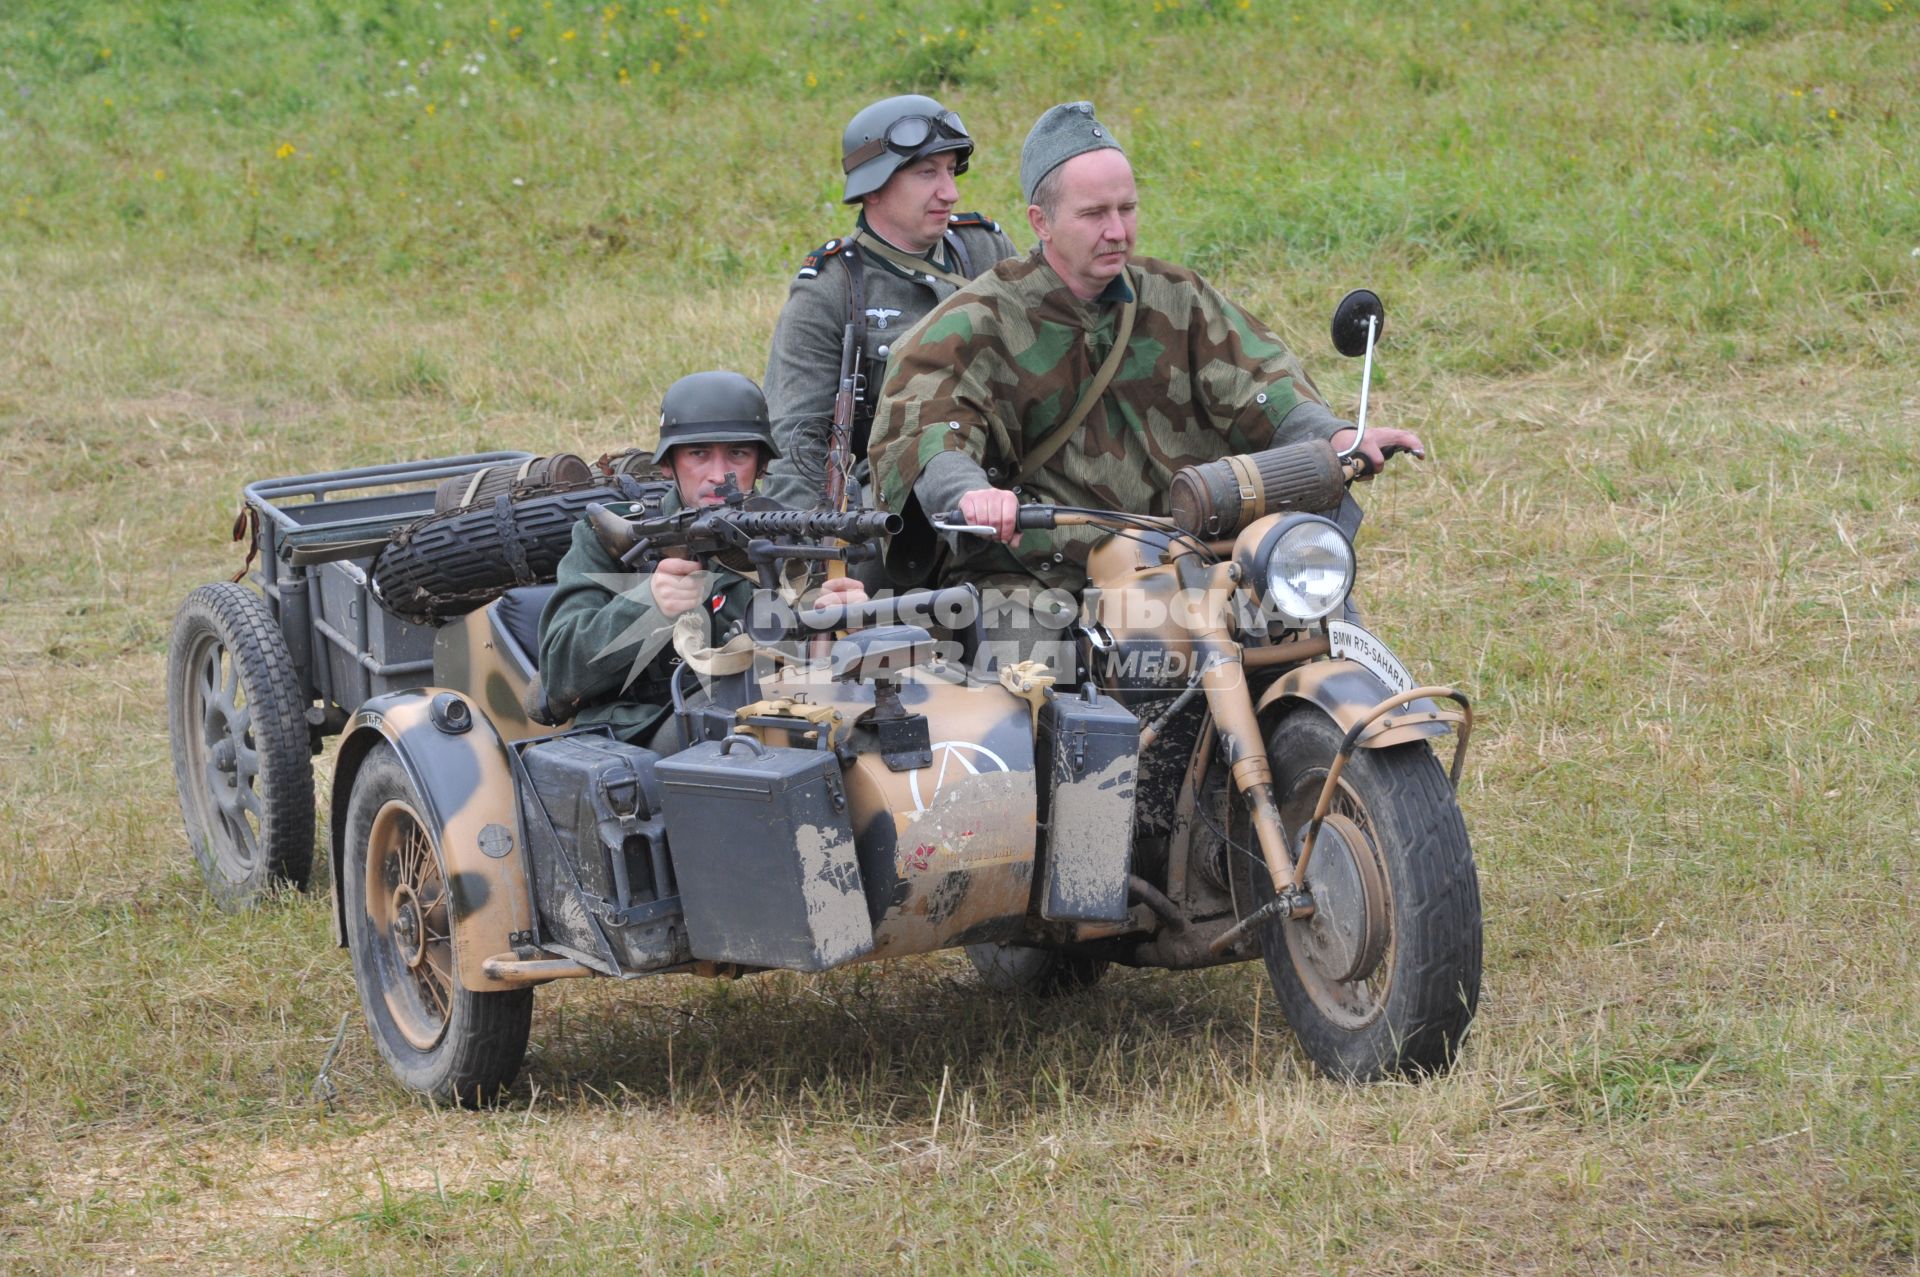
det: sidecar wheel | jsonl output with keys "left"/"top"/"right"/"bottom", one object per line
{"left": 344, "top": 742, "right": 532, "bottom": 1107}
{"left": 167, "top": 583, "right": 315, "bottom": 909}
{"left": 1247, "top": 711, "right": 1481, "bottom": 1081}
{"left": 964, "top": 943, "right": 1107, "bottom": 997}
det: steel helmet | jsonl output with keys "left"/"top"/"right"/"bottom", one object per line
{"left": 655, "top": 371, "right": 781, "bottom": 460}
{"left": 841, "top": 94, "right": 973, "bottom": 204}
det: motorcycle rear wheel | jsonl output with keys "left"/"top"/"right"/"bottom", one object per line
{"left": 1244, "top": 710, "right": 1481, "bottom": 1080}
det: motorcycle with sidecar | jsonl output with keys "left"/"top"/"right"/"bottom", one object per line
{"left": 167, "top": 291, "right": 1480, "bottom": 1105}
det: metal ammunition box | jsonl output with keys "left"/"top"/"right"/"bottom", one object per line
{"left": 656, "top": 737, "right": 875, "bottom": 972}
{"left": 1036, "top": 686, "right": 1139, "bottom": 923}
{"left": 517, "top": 734, "right": 687, "bottom": 975}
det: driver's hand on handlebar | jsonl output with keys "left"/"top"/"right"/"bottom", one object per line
{"left": 649, "top": 555, "right": 708, "bottom": 618}
{"left": 958, "top": 487, "right": 1021, "bottom": 543}
{"left": 1331, "top": 425, "right": 1425, "bottom": 478}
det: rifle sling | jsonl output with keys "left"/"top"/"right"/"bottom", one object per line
{"left": 844, "top": 228, "right": 971, "bottom": 290}
{"left": 1013, "top": 288, "right": 1137, "bottom": 486}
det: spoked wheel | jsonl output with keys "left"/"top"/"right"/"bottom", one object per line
{"left": 167, "top": 583, "right": 315, "bottom": 909}
{"left": 964, "top": 942, "right": 1107, "bottom": 997}
{"left": 1237, "top": 711, "right": 1481, "bottom": 1080}
{"left": 344, "top": 742, "right": 530, "bottom": 1106}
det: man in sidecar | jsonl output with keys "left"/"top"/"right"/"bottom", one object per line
{"left": 866, "top": 101, "right": 1425, "bottom": 665}
{"left": 537, "top": 370, "right": 868, "bottom": 751}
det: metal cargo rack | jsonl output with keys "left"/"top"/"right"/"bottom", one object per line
{"left": 240, "top": 452, "right": 533, "bottom": 737}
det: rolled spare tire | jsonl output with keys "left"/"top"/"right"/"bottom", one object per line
{"left": 371, "top": 478, "right": 671, "bottom": 626}
{"left": 432, "top": 453, "right": 597, "bottom": 515}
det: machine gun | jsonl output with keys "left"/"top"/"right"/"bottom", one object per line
{"left": 585, "top": 479, "right": 899, "bottom": 589}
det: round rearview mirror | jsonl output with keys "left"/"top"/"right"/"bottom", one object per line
{"left": 1331, "top": 288, "right": 1386, "bottom": 358}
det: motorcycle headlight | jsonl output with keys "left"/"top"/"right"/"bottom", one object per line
{"left": 1261, "top": 515, "right": 1355, "bottom": 625}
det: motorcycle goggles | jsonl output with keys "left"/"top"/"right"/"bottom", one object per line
{"left": 842, "top": 111, "right": 972, "bottom": 174}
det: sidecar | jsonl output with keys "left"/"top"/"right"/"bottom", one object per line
{"left": 328, "top": 599, "right": 1149, "bottom": 1103}
{"left": 171, "top": 464, "right": 1148, "bottom": 1105}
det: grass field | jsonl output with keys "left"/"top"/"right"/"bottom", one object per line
{"left": 2, "top": 1, "right": 1917, "bottom": 1272}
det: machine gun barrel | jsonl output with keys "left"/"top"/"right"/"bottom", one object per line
{"left": 586, "top": 501, "right": 900, "bottom": 568}
{"left": 720, "top": 508, "right": 901, "bottom": 542}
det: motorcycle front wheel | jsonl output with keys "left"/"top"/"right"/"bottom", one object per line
{"left": 1242, "top": 710, "right": 1481, "bottom": 1081}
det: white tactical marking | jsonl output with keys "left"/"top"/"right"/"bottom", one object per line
{"left": 907, "top": 740, "right": 1011, "bottom": 816}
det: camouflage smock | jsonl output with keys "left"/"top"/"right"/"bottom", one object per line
{"left": 537, "top": 489, "right": 756, "bottom": 744}
{"left": 759, "top": 212, "right": 1017, "bottom": 512}
{"left": 868, "top": 248, "right": 1348, "bottom": 594}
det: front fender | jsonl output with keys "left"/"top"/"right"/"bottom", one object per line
{"left": 329, "top": 689, "right": 535, "bottom": 993}
{"left": 1254, "top": 658, "right": 1460, "bottom": 748}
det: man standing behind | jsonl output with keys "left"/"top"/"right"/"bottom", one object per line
{"left": 759, "top": 95, "right": 1018, "bottom": 513}
{"left": 867, "top": 101, "right": 1424, "bottom": 627}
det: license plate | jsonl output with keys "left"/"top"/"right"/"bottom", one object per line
{"left": 1327, "top": 620, "right": 1415, "bottom": 695}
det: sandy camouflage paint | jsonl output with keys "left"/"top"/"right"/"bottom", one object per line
{"left": 329, "top": 691, "right": 535, "bottom": 993}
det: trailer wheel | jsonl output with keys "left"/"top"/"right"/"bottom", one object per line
{"left": 167, "top": 583, "right": 315, "bottom": 909}
{"left": 344, "top": 742, "right": 532, "bottom": 1107}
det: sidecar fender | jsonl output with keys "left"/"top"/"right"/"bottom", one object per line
{"left": 1255, "top": 659, "right": 1459, "bottom": 748}
{"left": 329, "top": 689, "right": 535, "bottom": 993}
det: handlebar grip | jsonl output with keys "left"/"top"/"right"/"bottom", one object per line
{"left": 933, "top": 506, "right": 1057, "bottom": 531}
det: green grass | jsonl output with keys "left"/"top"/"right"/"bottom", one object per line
{"left": 3, "top": 1, "right": 1918, "bottom": 1273}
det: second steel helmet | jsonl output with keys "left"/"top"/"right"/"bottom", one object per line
{"left": 841, "top": 94, "right": 973, "bottom": 204}
{"left": 655, "top": 371, "right": 781, "bottom": 460}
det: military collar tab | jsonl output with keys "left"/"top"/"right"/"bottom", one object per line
{"left": 947, "top": 210, "right": 1002, "bottom": 234}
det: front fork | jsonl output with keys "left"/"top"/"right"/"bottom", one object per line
{"left": 1188, "top": 564, "right": 1474, "bottom": 955}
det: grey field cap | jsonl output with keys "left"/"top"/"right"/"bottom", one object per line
{"left": 1020, "top": 100, "right": 1125, "bottom": 204}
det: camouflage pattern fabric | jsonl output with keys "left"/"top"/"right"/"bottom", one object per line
{"left": 760, "top": 214, "right": 1017, "bottom": 512}
{"left": 537, "top": 488, "right": 757, "bottom": 745}
{"left": 869, "top": 248, "right": 1348, "bottom": 594}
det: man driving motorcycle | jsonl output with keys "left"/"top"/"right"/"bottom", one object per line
{"left": 866, "top": 101, "right": 1422, "bottom": 665}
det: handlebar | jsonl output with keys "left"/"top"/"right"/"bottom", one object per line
{"left": 930, "top": 506, "right": 1183, "bottom": 539}
{"left": 930, "top": 507, "right": 1059, "bottom": 537}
